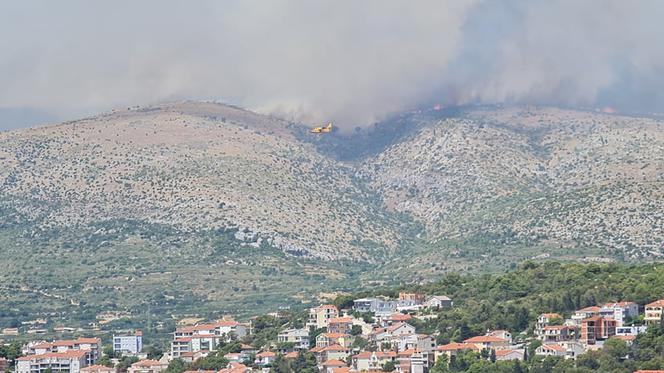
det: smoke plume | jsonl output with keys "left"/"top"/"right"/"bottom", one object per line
{"left": 0, "top": 0, "right": 662, "bottom": 130}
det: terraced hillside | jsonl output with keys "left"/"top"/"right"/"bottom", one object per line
{"left": 0, "top": 102, "right": 662, "bottom": 323}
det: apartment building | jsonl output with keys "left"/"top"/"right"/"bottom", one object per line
{"left": 580, "top": 316, "right": 616, "bottom": 345}
{"left": 16, "top": 350, "right": 90, "bottom": 373}
{"left": 645, "top": 300, "right": 664, "bottom": 326}
{"left": 277, "top": 329, "right": 310, "bottom": 350}
{"left": 307, "top": 305, "right": 339, "bottom": 329}
{"left": 113, "top": 331, "right": 143, "bottom": 355}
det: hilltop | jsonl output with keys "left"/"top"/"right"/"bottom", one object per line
{"left": 0, "top": 102, "right": 662, "bottom": 321}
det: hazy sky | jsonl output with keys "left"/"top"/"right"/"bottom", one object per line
{"left": 1, "top": 0, "right": 663, "bottom": 130}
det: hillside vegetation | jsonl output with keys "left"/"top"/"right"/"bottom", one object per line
{"left": 0, "top": 102, "right": 662, "bottom": 321}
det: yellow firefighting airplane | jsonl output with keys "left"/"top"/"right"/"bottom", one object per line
{"left": 310, "top": 122, "right": 333, "bottom": 134}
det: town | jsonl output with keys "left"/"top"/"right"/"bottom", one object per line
{"left": 2, "top": 293, "right": 664, "bottom": 373}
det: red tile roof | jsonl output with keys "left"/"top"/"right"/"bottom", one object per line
{"left": 495, "top": 349, "right": 522, "bottom": 357}
{"left": 541, "top": 344, "right": 566, "bottom": 352}
{"left": 322, "top": 344, "right": 348, "bottom": 352}
{"left": 437, "top": 342, "right": 479, "bottom": 351}
{"left": 218, "top": 362, "right": 248, "bottom": 373}
{"left": 322, "top": 359, "right": 346, "bottom": 367}
{"left": 646, "top": 300, "right": 664, "bottom": 308}
{"left": 328, "top": 317, "right": 353, "bottom": 324}
{"left": 464, "top": 336, "right": 507, "bottom": 343}
{"left": 132, "top": 360, "right": 165, "bottom": 367}
{"left": 388, "top": 313, "right": 412, "bottom": 321}
{"left": 17, "top": 350, "right": 90, "bottom": 361}
{"left": 321, "top": 333, "right": 350, "bottom": 339}
{"left": 284, "top": 351, "right": 299, "bottom": 359}
{"left": 80, "top": 365, "right": 114, "bottom": 372}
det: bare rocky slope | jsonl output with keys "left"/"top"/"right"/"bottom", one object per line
{"left": 0, "top": 102, "right": 662, "bottom": 318}
{"left": 358, "top": 107, "right": 662, "bottom": 274}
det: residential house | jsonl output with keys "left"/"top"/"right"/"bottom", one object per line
{"left": 113, "top": 331, "right": 143, "bottom": 355}
{"left": 218, "top": 362, "right": 249, "bottom": 373}
{"left": 540, "top": 325, "right": 576, "bottom": 342}
{"left": 321, "top": 345, "right": 351, "bottom": 362}
{"left": 463, "top": 336, "right": 509, "bottom": 351}
{"left": 435, "top": 343, "right": 480, "bottom": 361}
{"left": 645, "top": 300, "right": 664, "bottom": 325}
{"left": 353, "top": 298, "right": 397, "bottom": 314}
{"left": 316, "top": 333, "right": 352, "bottom": 348}
{"left": 399, "top": 293, "right": 426, "bottom": 304}
{"left": 612, "top": 335, "right": 637, "bottom": 346}
{"left": 616, "top": 325, "right": 647, "bottom": 336}
{"left": 176, "top": 351, "right": 210, "bottom": 363}
{"left": 309, "top": 346, "right": 327, "bottom": 363}
{"left": 487, "top": 330, "right": 512, "bottom": 344}
{"left": 600, "top": 302, "right": 639, "bottom": 326}
{"left": 555, "top": 341, "right": 585, "bottom": 360}
{"left": 16, "top": 351, "right": 91, "bottom": 373}
{"left": 255, "top": 351, "right": 276, "bottom": 366}
{"left": 535, "top": 344, "right": 566, "bottom": 358}
{"left": 2, "top": 328, "right": 19, "bottom": 336}
{"left": 224, "top": 353, "right": 243, "bottom": 363}
{"left": 0, "top": 358, "right": 8, "bottom": 373}
{"left": 580, "top": 316, "right": 616, "bottom": 345}
{"left": 320, "top": 360, "right": 346, "bottom": 373}
{"left": 328, "top": 318, "right": 354, "bottom": 335}
{"left": 495, "top": 349, "right": 524, "bottom": 361}
{"left": 352, "top": 351, "right": 397, "bottom": 372}
{"left": 535, "top": 313, "right": 562, "bottom": 337}
{"left": 388, "top": 334, "right": 436, "bottom": 352}
{"left": 321, "top": 359, "right": 346, "bottom": 373}
{"left": 381, "top": 313, "right": 413, "bottom": 327}
{"left": 425, "top": 296, "right": 453, "bottom": 309}
{"left": 239, "top": 344, "right": 257, "bottom": 360}
{"left": 386, "top": 323, "right": 417, "bottom": 339}
{"left": 572, "top": 306, "right": 601, "bottom": 326}
{"left": 216, "top": 321, "right": 248, "bottom": 340}
{"left": 80, "top": 365, "right": 115, "bottom": 373}
{"left": 127, "top": 360, "right": 167, "bottom": 373}
{"left": 170, "top": 321, "right": 248, "bottom": 359}
{"left": 308, "top": 305, "right": 339, "bottom": 329}
{"left": 277, "top": 328, "right": 310, "bottom": 350}
{"left": 174, "top": 321, "right": 247, "bottom": 342}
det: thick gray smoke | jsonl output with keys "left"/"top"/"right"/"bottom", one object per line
{"left": 0, "top": 0, "right": 662, "bottom": 130}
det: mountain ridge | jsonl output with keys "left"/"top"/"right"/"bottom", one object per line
{"left": 0, "top": 101, "right": 662, "bottom": 317}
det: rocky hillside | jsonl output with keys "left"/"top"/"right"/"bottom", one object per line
{"left": 361, "top": 107, "right": 663, "bottom": 263}
{"left": 0, "top": 102, "right": 662, "bottom": 319}
{"left": 0, "top": 102, "right": 400, "bottom": 261}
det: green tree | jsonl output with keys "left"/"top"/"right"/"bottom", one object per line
{"left": 382, "top": 360, "right": 396, "bottom": 372}
{"left": 333, "top": 295, "right": 355, "bottom": 310}
{"left": 164, "top": 359, "right": 188, "bottom": 373}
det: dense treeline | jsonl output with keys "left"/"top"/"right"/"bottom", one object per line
{"left": 350, "top": 261, "right": 664, "bottom": 343}
{"left": 339, "top": 261, "right": 664, "bottom": 372}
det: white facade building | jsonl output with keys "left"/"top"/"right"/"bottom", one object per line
{"left": 113, "top": 331, "right": 143, "bottom": 354}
